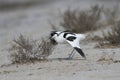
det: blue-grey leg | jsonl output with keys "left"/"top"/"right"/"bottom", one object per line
{"left": 70, "top": 50, "right": 76, "bottom": 58}
{"left": 68, "top": 49, "right": 75, "bottom": 59}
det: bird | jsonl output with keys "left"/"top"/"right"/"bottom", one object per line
{"left": 49, "top": 30, "right": 86, "bottom": 59}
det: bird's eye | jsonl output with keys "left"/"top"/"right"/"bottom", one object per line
{"left": 51, "top": 33, "right": 55, "bottom": 37}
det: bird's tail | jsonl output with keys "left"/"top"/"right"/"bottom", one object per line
{"left": 77, "top": 34, "right": 86, "bottom": 41}
{"left": 74, "top": 47, "right": 86, "bottom": 58}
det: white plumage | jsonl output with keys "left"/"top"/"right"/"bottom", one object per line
{"left": 49, "top": 31, "right": 86, "bottom": 59}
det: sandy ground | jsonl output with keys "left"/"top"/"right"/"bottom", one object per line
{"left": 0, "top": 0, "right": 120, "bottom": 80}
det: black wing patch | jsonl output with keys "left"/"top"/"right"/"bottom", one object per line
{"left": 63, "top": 33, "right": 68, "bottom": 38}
{"left": 63, "top": 32, "right": 75, "bottom": 38}
{"left": 74, "top": 47, "right": 86, "bottom": 58}
{"left": 67, "top": 36, "right": 76, "bottom": 41}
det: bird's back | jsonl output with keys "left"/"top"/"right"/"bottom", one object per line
{"left": 54, "top": 32, "right": 66, "bottom": 44}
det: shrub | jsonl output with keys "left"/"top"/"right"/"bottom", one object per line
{"left": 60, "top": 5, "right": 103, "bottom": 33}
{"left": 9, "top": 34, "right": 54, "bottom": 64}
{"left": 103, "top": 21, "right": 120, "bottom": 45}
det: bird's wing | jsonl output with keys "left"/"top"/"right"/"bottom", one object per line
{"left": 66, "top": 36, "right": 86, "bottom": 58}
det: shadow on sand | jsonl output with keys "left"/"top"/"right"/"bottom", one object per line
{"left": 48, "top": 57, "right": 86, "bottom": 61}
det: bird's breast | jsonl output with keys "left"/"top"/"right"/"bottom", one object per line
{"left": 55, "top": 36, "right": 66, "bottom": 44}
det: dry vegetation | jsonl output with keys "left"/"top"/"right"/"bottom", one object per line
{"left": 104, "top": 22, "right": 120, "bottom": 44}
{"left": 102, "top": 22, "right": 120, "bottom": 46}
{"left": 97, "top": 5, "right": 120, "bottom": 47}
{"left": 60, "top": 5, "right": 103, "bottom": 33}
{"left": 9, "top": 34, "right": 54, "bottom": 64}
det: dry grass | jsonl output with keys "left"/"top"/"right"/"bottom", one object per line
{"left": 60, "top": 5, "right": 103, "bottom": 33}
{"left": 95, "top": 21, "right": 120, "bottom": 48}
{"left": 102, "top": 5, "right": 120, "bottom": 45}
{"left": 103, "top": 21, "right": 120, "bottom": 45}
{"left": 8, "top": 34, "right": 54, "bottom": 64}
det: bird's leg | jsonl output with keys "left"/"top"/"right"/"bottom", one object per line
{"left": 71, "top": 51, "right": 76, "bottom": 58}
{"left": 68, "top": 49, "right": 75, "bottom": 59}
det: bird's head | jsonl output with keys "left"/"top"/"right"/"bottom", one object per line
{"left": 49, "top": 31, "right": 58, "bottom": 45}
{"left": 49, "top": 31, "right": 58, "bottom": 39}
